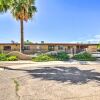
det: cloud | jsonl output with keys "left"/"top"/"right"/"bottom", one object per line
{"left": 86, "top": 34, "right": 100, "bottom": 43}
{"left": 94, "top": 35, "right": 100, "bottom": 39}
{"left": 70, "top": 41, "right": 82, "bottom": 43}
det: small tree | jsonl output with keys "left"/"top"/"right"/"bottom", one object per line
{"left": 97, "top": 43, "right": 100, "bottom": 51}
{"left": 24, "top": 40, "right": 33, "bottom": 45}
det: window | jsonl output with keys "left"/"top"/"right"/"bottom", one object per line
{"left": 68, "top": 46, "right": 71, "bottom": 50}
{"left": 24, "top": 46, "right": 30, "bottom": 50}
{"left": 48, "top": 46, "right": 54, "bottom": 51}
{"left": 77, "top": 46, "right": 80, "bottom": 49}
{"left": 58, "top": 46, "right": 63, "bottom": 50}
{"left": 4, "top": 46, "right": 11, "bottom": 50}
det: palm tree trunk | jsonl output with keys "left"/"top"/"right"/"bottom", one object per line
{"left": 20, "top": 20, "right": 24, "bottom": 53}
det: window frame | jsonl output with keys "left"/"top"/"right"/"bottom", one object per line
{"left": 3, "top": 46, "right": 11, "bottom": 51}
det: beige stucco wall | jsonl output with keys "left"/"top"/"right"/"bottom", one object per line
{"left": 24, "top": 44, "right": 48, "bottom": 54}
{"left": 0, "top": 44, "right": 49, "bottom": 54}
{"left": 0, "top": 44, "right": 20, "bottom": 53}
{"left": 86, "top": 45, "right": 97, "bottom": 52}
{"left": 40, "top": 45, "right": 48, "bottom": 51}
{"left": 53, "top": 45, "right": 77, "bottom": 53}
{"left": 0, "top": 44, "right": 98, "bottom": 54}
{"left": 30, "top": 45, "right": 48, "bottom": 50}
{"left": 0, "top": 44, "right": 20, "bottom": 50}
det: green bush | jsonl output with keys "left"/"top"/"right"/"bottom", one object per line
{"left": 7, "top": 56, "right": 18, "bottom": 61}
{"left": 32, "top": 54, "right": 56, "bottom": 62}
{"left": 32, "top": 52, "right": 69, "bottom": 62}
{"left": 73, "top": 52, "right": 96, "bottom": 61}
{"left": 0, "top": 54, "right": 18, "bottom": 61}
{"left": 55, "top": 52, "right": 69, "bottom": 61}
{"left": 0, "top": 54, "right": 7, "bottom": 61}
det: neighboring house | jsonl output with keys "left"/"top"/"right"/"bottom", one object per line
{"left": 0, "top": 43, "right": 98, "bottom": 54}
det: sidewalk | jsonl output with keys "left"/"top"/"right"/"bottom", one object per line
{"left": 0, "top": 60, "right": 100, "bottom": 69}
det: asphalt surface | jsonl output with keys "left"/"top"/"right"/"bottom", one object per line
{"left": 0, "top": 62, "right": 100, "bottom": 100}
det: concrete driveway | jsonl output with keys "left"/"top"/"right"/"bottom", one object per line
{"left": 0, "top": 61, "right": 100, "bottom": 100}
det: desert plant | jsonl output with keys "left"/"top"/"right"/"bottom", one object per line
{"left": 0, "top": 54, "right": 7, "bottom": 61}
{"left": 73, "top": 52, "right": 96, "bottom": 61}
{"left": 32, "top": 54, "right": 56, "bottom": 62}
{"left": 97, "top": 43, "right": 100, "bottom": 52}
{"left": 32, "top": 52, "right": 70, "bottom": 62}
{"left": 0, "top": 54, "right": 18, "bottom": 61}
{"left": 7, "top": 56, "right": 18, "bottom": 61}
{"left": 55, "top": 52, "right": 69, "bottom": 61}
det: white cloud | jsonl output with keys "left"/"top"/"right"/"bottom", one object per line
{"left": 86, "top": 34, "right": 100, "bottom": 43}
{"left": 70, "top": 41, "right": 82, "bottom": 43}
{"left": 94, "top": 35, "right": 100, "bottom": 39}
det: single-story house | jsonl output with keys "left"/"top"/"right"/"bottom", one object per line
{"left": 0, "top": 42, "right": 98, "bottom": 54}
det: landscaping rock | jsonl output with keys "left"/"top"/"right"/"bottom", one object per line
{"left": 7, "top": 51, "right": 32, "bottom": 60}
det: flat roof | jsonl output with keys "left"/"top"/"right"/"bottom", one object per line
{"left": 0, "top": 43, "right": 20, "bottom": 45}
{"left": 0, "top": 43, "right": 98, "bottom": 46}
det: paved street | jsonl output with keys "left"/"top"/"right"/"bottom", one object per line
{"left": 0, "top": 61, "right": 100, "bottom": 100}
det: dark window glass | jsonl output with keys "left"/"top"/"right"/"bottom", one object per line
{"left": 24, "top": 46, "right": 30, "bottom": 50}
{"left": 58, "top": 46, "right": 63, "bottom": 50}
{"left": 48, "top": 46, "right": 54, "bottom": 51}
{"left": 68, "top": 46, "right": 71, "bottom": 49}
{"left": 4, "top": 46, "right": 11, "bottom": 50}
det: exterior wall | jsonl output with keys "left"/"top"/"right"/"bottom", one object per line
{"left": 0, "top": 44, "right": 49, "bottom": 54}
{"left": 0, "top": 43, "right": 98, "bottom": 54}
{"left": 40, "top": 45, "right": 48, "bottom": 52}
{"left": 49, "top": 45, "right": 77, "bottom": 54}
{"left": 24, "top": 44, "right": 48, "bottom": 54}
{"left": 54, "top": 45, "right": 65, "bottom": 52}
{"left": 0, "top": 44, "right": 20, "bottom": 53}
{"left": 86, "top": 45, "right": 97, "bottom": 52}
{"left": 24, "top": 45, "right": 37, "bottom": 54}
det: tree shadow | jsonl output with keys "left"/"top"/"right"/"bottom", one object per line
{"left": 2, "top": 66, "right": 100, "bottom": 84}
{"left": 27, "top": 67, "right": 100, "bottom": 84}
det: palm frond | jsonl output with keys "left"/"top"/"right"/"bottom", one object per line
{"left": 11, "top": 0, "right": 37, "bottom": 21}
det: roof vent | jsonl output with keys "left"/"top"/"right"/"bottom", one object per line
{"left": 41, "top": 41, "right": 44, "bottom": 44}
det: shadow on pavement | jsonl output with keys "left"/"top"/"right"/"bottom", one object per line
{"left": 1, "top": 66, "right": 100, "bottom": 84}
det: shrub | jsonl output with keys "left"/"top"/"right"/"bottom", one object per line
{"left": 7, "top": 56, "right": 18, "bottom": 61}
{"left": 32, "top": 52, "right": 69, "bottom": 62}
{"left": 73, "top": 52, "right": 96, "bottom": 61}
{"left": 0, "top": 54, "right": 7, "bottom": 61}
{"left": 0, "top": 54, "right": 18, "bottom": 61}
{"left": 32, "top": 54, "right": 56, "bottom": 62}
{"left": 55, "top": 52, "right": 69, "bottom": 61}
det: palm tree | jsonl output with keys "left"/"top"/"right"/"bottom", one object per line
{"left": 11, "top": 0, "right": 37, "bottom": 53}
{"left": 0, "top": 0, "right": 37, "bottom": 53}
{"left": 0, "top": 0, "right": 11, "bottom": 12}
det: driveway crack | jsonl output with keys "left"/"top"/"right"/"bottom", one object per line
{"left": 13, "top": 79, "right": 20, "bottom": 100}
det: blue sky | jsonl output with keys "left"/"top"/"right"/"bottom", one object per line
{"left": 0, "top": 0, "right": 100, "bottom": 43}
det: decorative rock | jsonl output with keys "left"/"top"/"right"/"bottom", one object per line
{"left": 7, "top": 51, "right": 32, "bottom": 60}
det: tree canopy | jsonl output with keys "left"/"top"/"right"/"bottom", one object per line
{"left": 0, "top": 0, "right": 37, "bottom": 21}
